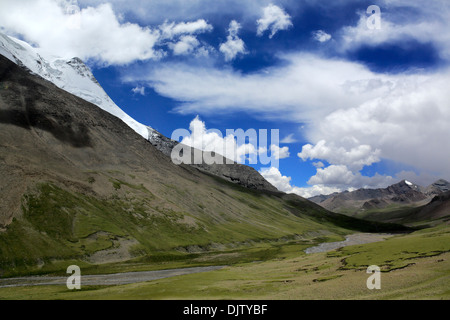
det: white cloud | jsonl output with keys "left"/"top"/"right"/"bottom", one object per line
{"left": 298, "top": 140, "right": 381, "bottom": 171}
{"left": 219, "top": 20, "right": 246, "bottom": 61}
{"left": 312, "top": 30, "right": 331, "bottom": 42}
{"left": 176, "top": 117, "right": 287, "bottom": 166}
{"left": 259, "top": 167, "right": 344, "bottom": 198}
{"left": 338, "top": 3, "right": 450, "bottom": 60}
{"left": 394, "top": 170, "right": 442, "bottom": 188}
{"left": 313, "top": 161, "right": 324, "bottom": 168}
{"left": 169, "top": 35, "right": 200, "bottom": 55}
{"left": 270, "top": 145, "right": 290, "bottom": 160}
{"left": 0, "top": 1, "right": 218, "bottom": 64}
{"left": 129, "top": 53, "right": 385, "bottom": 121}
{"left": 308, "top": 165, "right": 356, "bottom": 186}
{"left": 307, "top": 70, "right": 450, "bottom": 179}
{"left": 132, "top": 86, "right": 146, "bottom": 96}
{"left": 159, "top": 19, "right": 213, "bottom": 40}
{"left": 158, "top": 19, "right": 213, "bottom": 57}
{"left": 179, "top": 116, "right": 258, "bottom": 164}
{"left": 260, "top": 165, "right": 397, "bottom": 198}
{"left": 257, "top": 4, "right": 293, "bottom": 38}
{"left": 0, "top": 0, "right": 162, "bottom": 65}
{"left": 80, "top": 0, "right": 286, "bottom": 25}
{"left": 307, "top": 165, "right": 395, "bottom": 189}
{"left": 259, "top": 167, "right": 295, "bottom": 193}
{"left": 280, "top": 133, "right": 297, "bottom": 144}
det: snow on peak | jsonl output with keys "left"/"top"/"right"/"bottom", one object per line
{"left": 405, "top": 180, "right": 413, "bottom": 186}
{"left": 0, "top": 32, "right": 149, "bottom": 140}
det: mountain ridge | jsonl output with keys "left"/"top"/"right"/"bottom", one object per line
{"left": 309, "top": 179, "right": 450, "bottom": 220}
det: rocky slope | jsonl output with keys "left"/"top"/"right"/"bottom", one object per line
{"left": 424, "top": 179, "right": 450, "bottom": 196}
{"left": 147, "top": 128, "right": 278, "bottom": 192}
{"left": 346, "top": 191, "right": 450, "bottom": 227}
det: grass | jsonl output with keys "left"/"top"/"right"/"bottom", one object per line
{"left": 0, "top": 179, "right": 356, "bottom": 278}
{"left": 329, "top": 225, "right": 450, "bottom": 271}
{"left": 1, "top": 225, "right": 448, "bottom": 300}
{"left": 0, "top": 172, "right": 423, "bottom": 298}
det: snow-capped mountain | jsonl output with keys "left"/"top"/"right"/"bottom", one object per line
{"left": 0, "top": 32, "right": 149, "bottom": 140}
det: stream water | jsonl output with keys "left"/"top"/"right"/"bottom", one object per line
{"left": 0, "top": 265, "right": 224, "bottom": 288}
{"left": 304, "top": 233, "right": 393, "bottom": 254}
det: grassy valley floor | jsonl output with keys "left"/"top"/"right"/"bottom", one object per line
{"left": 0, "top": 225, "right": 448, "bottom": 300}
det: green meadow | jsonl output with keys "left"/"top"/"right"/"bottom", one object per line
{"left": 1, "top": 224, "right": 448, "bottom": 300}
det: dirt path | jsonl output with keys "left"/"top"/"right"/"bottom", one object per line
{"left": 0, "top": 266, "right": 224, "bottom": 288}
{"left": 304, "top": 233, "right": 393, "bottom": 254}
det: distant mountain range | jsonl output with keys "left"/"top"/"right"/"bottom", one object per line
{"left": 309, "top": 179, "right": 450, "bottom": 226}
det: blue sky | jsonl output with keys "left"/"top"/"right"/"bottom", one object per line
{"left": 1, "top": 0, "right": 449, "bottom": 197}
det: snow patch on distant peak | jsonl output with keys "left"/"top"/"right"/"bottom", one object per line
{"left": 0, "top": 32, "right": 149, "bottom": 140}
{"left": 405, "top": 180, "right": 413, "bottom": 186}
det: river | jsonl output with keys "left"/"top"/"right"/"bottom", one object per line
{"left": 304, "top": 233, "right": 393, "bottom": 254}
{"left": 0, "top": 265, "right": 224, "bottom": 288}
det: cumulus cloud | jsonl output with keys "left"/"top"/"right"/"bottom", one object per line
{"left": 0, "top": 0, "right": 162, "bottom": 65}
{"left": 298, "top": 140, "right": 381, "bottom": 171}
{"left": 174, "top": 117, "right": 286, "bottom": 166}
{"left": 312, "top": 30, "right": 331, "bottom": 42}
{"left": 307, "top": 70, "right": 450, "bottom": 180}
{"left": 259, "top": 167, "right": 344, "bottom": 198}
{"left": 257, "top": 4, "right": 293, "bottom": 38}
{"left": 178, "top": 117, "right": 258, "bottom": 164}
{"left": 307, "top": 165, "right": 395, "bottom": 189}
{"left": 219, "top": 20, "right": 246, "bottom": 61}
{"left": 270, "top": 145, "right": 290, "bottom": 160}
{"left": 259, "top": 167, "right": 295, "bottom": 193}
{"left": 260, "top": 165, "right": 398, "bottom": 198}
{"left": 169, "top": 35, "right": 200, "bottom": 55}
{"left": 0, "top": 1, "right": 218, "bottom": 64}
{"left": 158, "top": 19, "right": 213, "bottom": 57}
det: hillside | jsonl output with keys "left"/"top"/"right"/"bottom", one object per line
{"left": 352, "top": 191, "right": 450, "bottom": 227}
{"left": 0, "top": 55, "right": 407, "bottom": 277}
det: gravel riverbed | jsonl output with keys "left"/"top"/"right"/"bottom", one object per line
{"left": 304, "top": 233, "right": 393, "bottom": 254}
